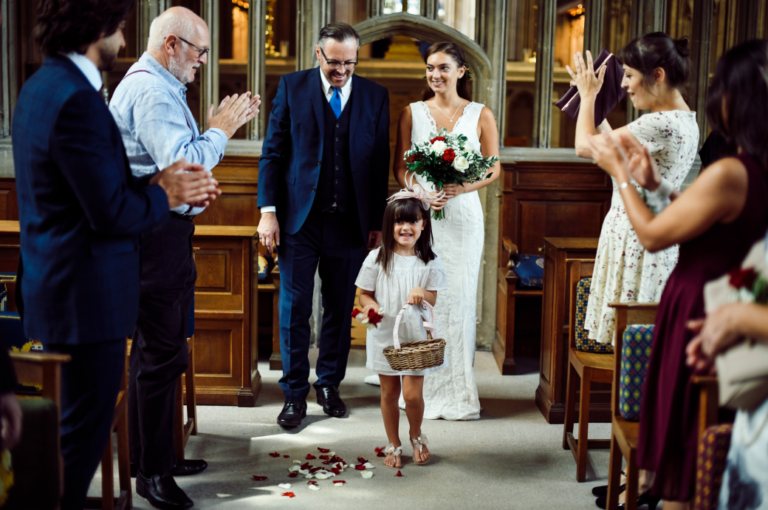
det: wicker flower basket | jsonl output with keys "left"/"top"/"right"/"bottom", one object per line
{"left": 383, "top": 302, "right": 445, "bottom": 371}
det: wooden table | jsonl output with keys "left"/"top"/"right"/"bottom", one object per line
{"left": 0, "top": 221, "right": 262, "bottom": 407}
{"left": 536, "top": 237, "right": 602, "bottom": 424}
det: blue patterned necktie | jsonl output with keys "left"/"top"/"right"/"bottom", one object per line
{"left": 330, "top": 87, "right": 342, "bottom": 119}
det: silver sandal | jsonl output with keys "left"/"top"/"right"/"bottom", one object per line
{"left": 383, "top": 443, "right": 402, "bottom": 469}
{"left": 410, "top": 432, "right": 430, "bottom": 465}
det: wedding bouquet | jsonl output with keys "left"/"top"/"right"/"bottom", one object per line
{"left": 404, "top": 128, "right": 498, "bottom": 220}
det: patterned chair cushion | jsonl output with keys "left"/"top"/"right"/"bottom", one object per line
{"left": 574, "top": 278, "right": 613, "bottom": 353}
{"left": 619, "top": 324, "right": 654, "bottom": 421}
{"left": 0, "top": 309, "right": 44, "bottom": 392}
{"left": 694, "top": 424, "right": 733, "bottom": 510}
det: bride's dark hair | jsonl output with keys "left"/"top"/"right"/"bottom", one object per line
{"left": 422, "top": 42, "right": 472, "bottom": 102}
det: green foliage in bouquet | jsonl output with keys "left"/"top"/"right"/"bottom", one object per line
{"left": 403, "top": 128, "right": 499, "bottom": 220}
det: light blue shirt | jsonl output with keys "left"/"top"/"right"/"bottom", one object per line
{"left": 64, "top": 52, "right": 102, "bottom": 91}
{"left": 109, "top": 53, "right": 228, "bottom": 215}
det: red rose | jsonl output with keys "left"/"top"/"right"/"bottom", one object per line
{"left": 351, "top": 308, "right": 362, "bottom": 318}
{"left": 442, "top": 148, "right": 456, "bottom": 163}
{"left": 430, "top": 136, "right": 446, "bottom": 144}
{"left": 367, "top": 308, "right": 383, "bottom": 328}
{"left": 729, "top": 267, "right": 759, "bottom": 290}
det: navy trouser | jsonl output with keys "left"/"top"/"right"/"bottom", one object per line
{"left": 129, "top": 215, "right": 196, "bottom": 476}
{"left": 48, "top": 338, "right": 126, "bottom": 510}
{"left": 277, "top": 208, "right": 366, "bottom": 402}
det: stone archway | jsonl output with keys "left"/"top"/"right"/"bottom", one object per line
{"left": 353, "top": 13, "right": 494, "bottom": 116}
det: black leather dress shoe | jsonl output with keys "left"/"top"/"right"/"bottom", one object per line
{"left": 136, "top": 471, "right": 193, "bottom": 510}
{"left": 277, "top": 401, "right": 307, "bottom": 427}
{"left": 591, "top": 483, "right": 626, "bottom": 497}
{"left": 316, "top": 386, "right": 346, "bottom": 417}
{"left": 130, "top": 459, "right": 208, "bottom": 478}
{"left": 596, "top": 490, "right": 660, "bottom": 510}
{"left": 171, "top": 459, "right": 208, "bottom": 476}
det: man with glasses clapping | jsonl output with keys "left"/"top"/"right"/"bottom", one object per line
{"left": 109, "top": 6, "right": 259, "bottom": 510}
{"left": 257, "top": 22, "right": 390, "bottom": 428}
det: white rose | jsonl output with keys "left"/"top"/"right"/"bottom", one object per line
{"left": 453, "top": 156, "right": 470, "bottom": 172}
{"left": 431, "top": 140, "right": 447, "bottom": 155}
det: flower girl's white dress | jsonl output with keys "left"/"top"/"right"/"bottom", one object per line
{"left": 355, "top": 247, "right": 448, "bottom": 375}
{"left": 404, "top": 101, "right": 486, "bottom": 420}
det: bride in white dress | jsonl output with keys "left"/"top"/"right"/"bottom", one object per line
{"left": 393, "top": 42, "right": 502, "bottom": 420}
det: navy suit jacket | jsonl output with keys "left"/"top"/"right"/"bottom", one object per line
{"left": 257, "top": 68, "right": 390, "bottom": 240}
{"left": 11, "top": 56, "right": 169, "bottom": 345}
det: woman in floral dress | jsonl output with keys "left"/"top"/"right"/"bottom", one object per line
{"left": 571, "top": 33, "right": 699, "bottom": 345}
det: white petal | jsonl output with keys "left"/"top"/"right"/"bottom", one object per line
{"left": 308, "top": 484, "right": 320, "bottom": 491}
{"left": 288, "top": 465, "right": 301, "bottom": 472}
{"left": 361, "top": 317, "right": 369, "bottom": 324}
{"left": 333, "top": 481, "right": 346, "bottom": 487}
{"left": 299, "top": 469, "right": 309, "bottom": 475}
{"left": 304, "top": 473, "right": 314, "bottom": 479}
{"left": 361, "top": 470, "right": 374, "bottom": 479}
{"left": 328, "top": 452, "right": 336, "bottom": 456}
{"left": 293, "top": 460, "right": 302, "bottom": 464}
{"left": 355, "top": 313, "right": 365, "bottom": 321}
{"left": 278, "top": 483, "right": 292, "bottom": 489}
{"left": 364, "top": 463, "right": 375, "bottom": 469}
{"left": 217, "top": 494, "right": 231, "bottom": 498}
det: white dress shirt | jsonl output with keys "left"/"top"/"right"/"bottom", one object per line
{"left": 64, "top": 52, "right": 102, "bottom": 91}
{"left": 260, "top": 69, "right": 354, "bottom": 215}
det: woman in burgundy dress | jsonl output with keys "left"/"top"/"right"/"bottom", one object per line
{"left": 587, "top": 40, "right": 768, "bottom": 509}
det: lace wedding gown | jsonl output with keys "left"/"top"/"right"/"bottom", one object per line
{"left": 399, "top": 101, "right": 485, "bottom": 420}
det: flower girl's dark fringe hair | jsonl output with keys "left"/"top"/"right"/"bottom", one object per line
{"left": 376, "top": 198, "right": 437, "bottom": 276}
{"left": 707, "top": 39, "right": 768, "bottom": 174}
{"left": 422, "top": 42, "right": 472, "bottom": 102}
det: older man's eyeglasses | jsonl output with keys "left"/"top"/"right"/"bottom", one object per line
{"left": 177, "top": 36, "right": 210, "bottom": 58}
{"left": 319, "top": 47, "right": 358, "bottom": 70}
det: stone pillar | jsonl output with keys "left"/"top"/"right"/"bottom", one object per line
{"left": 138, "top": 0, "right": 171, "bottom": 55}
{"left": 248, "top": 0, "right": 267, "bottom": 139}
{"left": 626, "top": 0, "right": 666, "bottom": 123}
{"left": 689, "top": 0, "right": 713, "bottom": 147}
{"left": 532, "top": 0, "right": 556, "bottom": 148}
{"left": 297, "top": 0, "right": 332, "bottom": 71}
{"left": 201, "top": 0, "right": 220, "bottom": 132}
{"left": 583, "top": 0, "right": 604, "bottom": 55}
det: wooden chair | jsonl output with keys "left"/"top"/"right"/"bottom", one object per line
{"left": 258, "top": 265, "right": 281, "bottom": 371}
{"left": 562, "top": 259, "right": 613, "bottom": 481}
{"left": 692, "top": 375, "right": 720, "bottom": 444}
{"left": 606, "top": 303, "right": 658, "bottom": 510}
{"left": 175, "top": 335, "right": 198, "bottom": 460}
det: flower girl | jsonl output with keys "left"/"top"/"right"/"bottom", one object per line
{"left": 354, "top": 184, "right": 448, "bottom": 468}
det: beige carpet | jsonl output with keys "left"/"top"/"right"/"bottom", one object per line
{"left": 91, "top": 349, "right": 614, "bottom": 509}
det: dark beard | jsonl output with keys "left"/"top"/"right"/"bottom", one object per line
{"left": 98, "top": 46, "right": 118, "bottom": 72}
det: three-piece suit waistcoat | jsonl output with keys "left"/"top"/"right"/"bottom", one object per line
{"left": 316, "top": 87, "right": 355, "bottom": 212}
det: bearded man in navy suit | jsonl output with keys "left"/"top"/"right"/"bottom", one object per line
{"left": 257, "top": 22, "right": 390, "bottom": 428}
{"left": 11, "top": 1, "right": 219, "bottom": 507}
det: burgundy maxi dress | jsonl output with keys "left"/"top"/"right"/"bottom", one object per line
{"left": 638, "top": 153, "right": 768, "bottom": 501}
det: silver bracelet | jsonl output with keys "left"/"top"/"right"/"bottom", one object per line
{"left": 656, "top": 178, "right": 674, "bottom": 198}
{"left": 618, "top": 181, "right": 630, "bottom": 190}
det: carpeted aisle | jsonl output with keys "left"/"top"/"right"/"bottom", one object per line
{"left": 91, "top": 349, "right": 612, "bottom": 509}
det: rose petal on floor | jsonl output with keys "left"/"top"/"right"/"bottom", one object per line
{"left": 318, "top": 448, "right": 331, "bottom": 453}
{"left": 278, "top": 483, "right": 292, "bottom": 489}
{"left": 252, "top": 475, "right": 268, "bottom": 481}
{"left": 304, "top": 473, "right": 314, "bottom": 479}
{"left": 269, "top": 452, "right": 281, "bottom": 458}
{"left": 217, "top": 494, "right": 231, "bottom": 497}
{"left": 333, "top": 480, "right": 346, "bottom": 486}
{"left": 281, "top": 492, "right": 296, "bottom": 498}
{"left": 354, "top": 465, "right": 365, "bottom": 471}
{"left": 307, "top": 481, "right": 318, "bottom": 486}
{"left": 376, "top": 451, "right": 386, "bottom": 457}
{"left": 363, "top": 463, "right": 375, "bottom": 469}
{"left": 288, "top": 472, "right": 299, "bottom": 478}
{"left": 283, "top": 455, "right": 290, "bottom": 458}
{"left": 395, "top": 471, "right": 404, "bottom": 477}
{"left": 357, "top": 457, "right": 369, "bottom": 464}
{"left": 360, "top": 470, "right": 374, "bottom": 479}
{"left": 374, "top": 446, "right": 385, "bottom": 453}
{"left": 293, "top": 460, "right": 302, "bottom": 465}
{"left": 306, "top": 454, "right": 317, "bottom": 460}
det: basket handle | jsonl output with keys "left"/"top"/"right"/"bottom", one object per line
{"left": 393, "top": 301, "right": 437, "bottom": 350}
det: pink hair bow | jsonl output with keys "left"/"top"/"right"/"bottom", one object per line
{"left": 387, "top": 174, "right": 445, "bottom": 211}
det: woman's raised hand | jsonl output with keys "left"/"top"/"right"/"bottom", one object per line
{"left": 566, "top": 51, "right": 606, "bottom": 100}
{"left": 586, "top": 133, "right": 631, "bottom": 182}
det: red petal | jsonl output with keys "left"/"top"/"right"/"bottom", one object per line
{"left": 357, "top": 457, "right": 369, "bottom": 464}
{"left": 395, "top": 471, "right": 403, "bottom": 477}
{"left": 376, "top": 451, "right": 386, "bottom": 457}
{"left": 322, "top": 461, "right": 331, "bottom": 465}
{"left": 269, "top": 452, "right": 280, "bottom": 458}
{"left": 307, "top": 481, "right": 318, "bottom": 486}
{"left": 374, "top": 446, "right": 385, "bottom": 453}
{"left": 288, "top": 472, "right": 299, "bottom": 478}
{"left": 351, "top": 308, "right": 362, "bottom": 318}
{"left": 283, "top": 455, "right": 290, "bottom": 458}
{"left": 331, "top": 468, "right": 340, "bottom": 475}
{"left": 318, "top": 448, "right": 331, "bottom": 453}
{"left": 300, "top": 462, "right": 311, "bottom": 470}
{"left": 252, "top": 475, "right": 268, "bottom": 481}
{"left": 310, "top": 467, "right": 322, "bottom": 473}
{"left": 306, "top": 454, "right": 317, "bottom": 460}
{"left": 354, "top": 465, "right": 366, "bottom": 471}
{"left": 281, "top": 492, "right": 296, "bottom": 498}
{"left": 333, "top": 480, "right": 346, "bottom": 484}
{"left": 319, "top": 455, "right": 329, "bottom": 460}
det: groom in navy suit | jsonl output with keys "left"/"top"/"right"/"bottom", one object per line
{"left": 12, "top": 1, "right": 218, "bottom": 507}
{"left": 257, "top": 22, "right": 390, "bottom": 427}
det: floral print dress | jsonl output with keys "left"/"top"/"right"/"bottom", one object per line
{"left": 585, "top": 111, "right": 699, "bottom": 344}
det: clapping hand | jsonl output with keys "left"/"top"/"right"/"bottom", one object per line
{"left": 150, "top": 158, "right": 221, "bottom": 209}
{"left": 586, "top": 133, "right": 631, "bottom": 181}
{"left": 566, "top": 51, "right": 606, "bottom": 100}
{"left": 207, "top": 92, "right": 261, "bottom": 139}
{"left": 622, "top": 136, "right": 662, "bottom": 191}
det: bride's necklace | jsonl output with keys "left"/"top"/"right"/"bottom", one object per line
{"left": 434, "top": 101, "right": 464, "bottom": 123}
